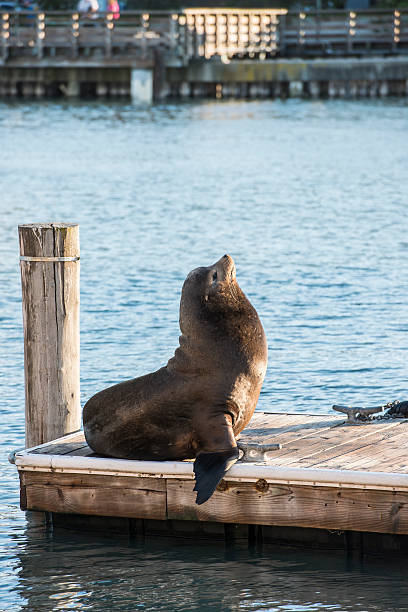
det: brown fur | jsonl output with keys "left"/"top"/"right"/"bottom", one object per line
{"left": 83, "top": 255, "right": 268, "bottom": 463}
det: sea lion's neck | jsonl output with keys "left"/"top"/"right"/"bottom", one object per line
{"left": 166, "top": 333, "right": 215, "bottom": 376}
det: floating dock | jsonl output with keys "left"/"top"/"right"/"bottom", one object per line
{"left": 15, "top": 225, "right": 408, "bottom": 553}
{"left": 13, "top": 411, "right": 408, "bottom": 548}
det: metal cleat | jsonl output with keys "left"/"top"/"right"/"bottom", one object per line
{"left": 237, "top": 441, "right": 281, "bottom": 462}
{"left": 332, "top": 404, "right": 385, "bottom": 424}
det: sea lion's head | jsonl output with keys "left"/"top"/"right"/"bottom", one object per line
{"left": 175, "top": 254, "right": 267, "bottom": 390}
{"left": 179, "top": 254, "right": 247, "bottom": 338}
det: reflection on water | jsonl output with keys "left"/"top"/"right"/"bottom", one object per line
{"left": 11, "top": 522, "right": 408, "bottom": 611}
{"left": 1, "top": 98, "right": 408, "bottom": 610}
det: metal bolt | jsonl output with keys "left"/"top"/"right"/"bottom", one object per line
{"left": 217, "top": 479, "right": 228, "bottom": 492}
{"left": 255, "top": 479, "right": 269, "bottom": 493}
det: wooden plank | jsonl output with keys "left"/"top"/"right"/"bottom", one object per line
{"left": 261, "top": 421, "right": 402, "bottom": 468}
{"left": 246, "top": 412, "right": 309, "bottom": 430}
{"left": 320, "top": 428, "right": 408, "bottom": 472}
{"left": 20, "top": 470, "right": 166, "bottom": 490}
{"left": 21, "top": 414, "right": 407, "bottom": 474}
{"left": 241, "top": 414, "right": 341, "bottom": 448}
{"left": 31, "top": 441, "right": 89, "bottom": 456}
{"left": 30, "top": 431, "right": 86, "bottom": 455}
{"left": 240, "top": 414, "right": 316, "bottom": 443}
{"left": 30, "top": 414, "right": 340, "bottom": 457}
{"left": 245, "top": 412, "right": 340, "bottom": 432}
{"left": 21, "top": 471, "right": 166, "bottom": 519}
{"left": 24, "top": 485, "right": 166, "bottom": 520}
{"left": 68, "top": 446, "right": 96, "bottom": 457}
{"left": 25, "top": 413, "right": 404, "bottom": 470}
{"left": 299, "top": 421, "right": 406, "bottom": 469}
{"left": 167, "top": 478, "right": 408, "bottom": 534}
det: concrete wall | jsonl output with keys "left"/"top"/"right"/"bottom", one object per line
{"left": 0, "top": 66, "right": 131, "bottom": 98}
{"left": 1, "top": 58, "right": 407, "bottom": 99}
{"left": 165, "top": 57, "right": 408, "bottom": 99}
{"left": 168, "top": 58, "right": 408, "bottom": 85}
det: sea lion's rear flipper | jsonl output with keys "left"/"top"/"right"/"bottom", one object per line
{"left": 193, "top": 447, "right": 239, "bottom": 505}
{"left": 193, "top": 410, "right": 239, "bottom": 505}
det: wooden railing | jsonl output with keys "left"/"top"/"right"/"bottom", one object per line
{"left": 0, "top": 11, "right": 180, "bottom": 61}
{"left": 182, "top": 8, "right": 408, "bottom": 59}
{"left": 0, "top": 9, "right": 407, "bottom": 63}
{"left": 180, "top": 8, "right": 286, "bottom": 60}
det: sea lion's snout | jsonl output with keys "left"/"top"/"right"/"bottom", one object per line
{"left": 213, "top": 254, "right": 236, "bottom": 283}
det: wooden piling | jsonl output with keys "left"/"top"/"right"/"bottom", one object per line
{"left": 18, "top": 223, "right": 81, "bottom": 448}
{"left": 153, "top": 48, "right": 166, "bottom": 101}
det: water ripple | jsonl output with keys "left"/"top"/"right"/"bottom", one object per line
{"left": 1, "top": 98, "right": 407, "bottom": 611}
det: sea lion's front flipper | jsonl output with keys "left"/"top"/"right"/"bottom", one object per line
{"left": 193, "top": 411, "right": 239, "bottom": 505}
{"left": 193, "top": 447, "right": 239, "bottom": 505}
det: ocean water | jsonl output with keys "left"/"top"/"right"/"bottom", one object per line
{"left": 0, "top": 97, "right": 407, "bottom": 610}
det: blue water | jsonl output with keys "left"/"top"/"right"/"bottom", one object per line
{"left": 1, "top": 98, "right": 408, "bottom": 610}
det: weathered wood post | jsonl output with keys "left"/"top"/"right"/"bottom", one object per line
{"left": 19, "top": 223, "right": 81, "bottom": 448}
{"left": 153, "top": 48, "right": 166, "bottom": 101}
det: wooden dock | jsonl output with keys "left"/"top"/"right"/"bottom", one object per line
{"left": 1, "top": 9, "right": 407, "bottom": 64}
{"left": 1, "top": 9, "right": 408, "bottom": 100}
{"left": 14, "top": 411, "right": 408, "bottom": 542}
{"left": 14, "top": 224, "right": 408, "bottom": 556}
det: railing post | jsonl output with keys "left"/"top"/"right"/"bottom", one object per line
{"left": 316, "top": 10, "right": 321, "bottom": 51}
{"left": 18, "top": 223, "right": 81, "bottom": 449}
{"left": 36, "top": 12, "right": 45, "bottom": 59}
{"left": 105, "top": 11, "right": 113, "bottom": 58}
{"left": 298, "top": 11, "right": 306, "bottom": 55}
{"left": 271, "top": 12, "right": 279, "bottom": 56}
{"left": 141, "top": 12, "right": 149, "bottom": 60}
{"left": 186, "top": 13, "right": 194, "bottom": 60}
{"left": 348, "top": 10, "right": 356, "bottom": 55}
{"left": 153, "top": 47, "right": 167, "bottom": 100}
{"left": 1, "top": 12, "right": 10, "bottom": 61}
{"left": 71, "top": 12, "right": 79, "bottom": 58}
{"left": 191, "top": 13, "right": 198, "bottom": 59}
{"left": 279, "top": 13, "right": 286, "bottom": 56}
{"left": 169, "top": 13, "right": 178, "bottom": 54}
{"left": 393, "top": 9, "right": 401, "bottom": 53}
{"left": 177, "top": 14, "right": 187, "bottom": 60}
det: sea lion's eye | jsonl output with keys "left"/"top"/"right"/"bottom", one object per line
{"left": 212, "top": 271, "right": 217, "bottom": 282}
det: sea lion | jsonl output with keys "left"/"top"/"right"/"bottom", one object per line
{"left": 83, "top": 254, "right": 268, "bottom": 504}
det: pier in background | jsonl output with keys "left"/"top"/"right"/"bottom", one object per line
{"left": 1, "top": 9, "right": 407, "bottom": 100}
